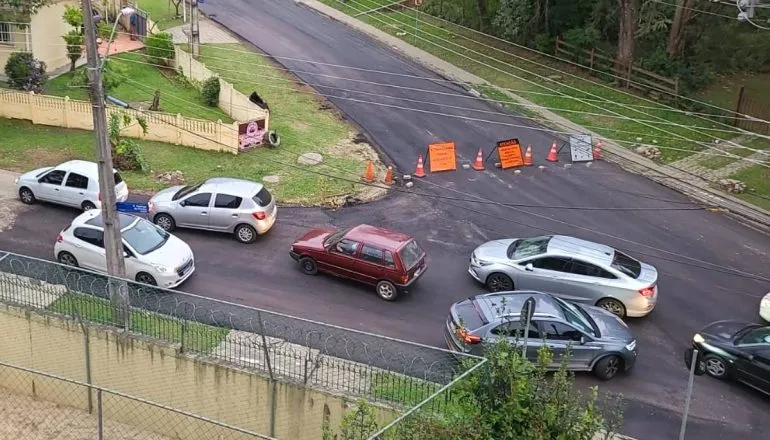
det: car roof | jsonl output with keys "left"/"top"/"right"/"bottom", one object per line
{"left": 198, "top": 177, "right": 264, "bottom": 197}
{"left": 55, "top": 160, "right": 117, "bottom": 177}
{"left": 75, "top": 210, "right": 140, "bottom": 230}
{"left": 475, "top": 291, "right": 565, "bottom": 321}
{"left": 344, "top": 224, "right": 414, "bottom": 250}
{"left": 547, "top": 235, "right": 615, "bottom": 265}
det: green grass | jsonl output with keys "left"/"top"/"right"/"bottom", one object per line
{"left": 45, "top": 52, "right": 231, "bottom": 123}
{"left": 371, "top": 372, "right": 442, "bottom": 407}
{"left": 320, "top": 0, "right": 737, "bottom": 163}
{"left": 696, "top": 71, "right": 770, "bottom": 110}
{"left": 140, "top": 0, "right": 184, "bottom": 31}
{"left": 47, "top": 292, "right": 228, "bottom": 352}
{"left": 699, "top": 137, "right": 770, "bottom": 170}
{"left": 730, "top": 165, "right": 770, "bottom": 212}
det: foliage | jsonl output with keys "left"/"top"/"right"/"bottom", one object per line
{"left": 4, "top": 52, "right": 47, "bottom": 93}
{"left": 492, "top": 0, "right": 534, "bottom": 46}
{"left": 73, "top": 58, "right": 126, "bottom": 95}
{"left": 108, "top": 112, "right": 148, "bottom": 172}
{"left": 170, "top": 0, "right": 184, "bottom": 17}
{"left": 63, "top": 30, "right": 84, "bottom": 72}
{"left": 322, "top": 399, "right": 380, "bottom": 440}
{"left": 201, "top": 76, "right": 221, "bottom": 107}
{"left": 62, "top": 4, "right": 83, "bottom": 27}
{"left": 145, "top": 32, "right": 175, "bottom": 66}
{"left": 97, "top": 21, "right": 114, "bottom": 42}
{"left": 0, "top": 0, "right": 52, "bottom": 16}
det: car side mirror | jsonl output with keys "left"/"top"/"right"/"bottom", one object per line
{"left": 179, "top": 200, "right": 187, "bottom": 207}
{"left": 123, "top": 251, "right": 130, "bottom": 258}
{"left": 524, "top": 263, "right": 534, "bottom": 271}
{"left": 579, "top": 336, "right": 586, "bottom": 345}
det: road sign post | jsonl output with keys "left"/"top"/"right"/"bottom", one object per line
{"left": 679, "top": 348, "right": 699, "bottom": 440}
{"left": 520, "top": 296, "right": 536, "bottom": 359}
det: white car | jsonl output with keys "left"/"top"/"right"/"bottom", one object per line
{"left": 15, "top": 160, "right": 129, "bottom": 211}
{"left": 54, "top": 210, "right": 195, "bottom": 288}
{"left": 761, "top": 292, "right": 770, "bottom": 323}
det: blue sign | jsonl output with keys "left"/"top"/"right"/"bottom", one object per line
{"left": 115, "top": 202, "right": 149, "bottom": 214}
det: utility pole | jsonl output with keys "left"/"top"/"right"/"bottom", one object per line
{"left": 191, "top": 0, "right": 200, "bottom": 58}
{"left": 81, "top": 0, "right": 130, "bottom": 329}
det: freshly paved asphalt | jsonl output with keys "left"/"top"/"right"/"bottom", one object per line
{"left": 1, "top": 0, "right": 769, "bottom": 437}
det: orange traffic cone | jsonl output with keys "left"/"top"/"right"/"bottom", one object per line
{"left": 593, "top": 140, "right": 603, "bottom": 160}
{"left": 384, "top": 166, "right": 394, "bottom": 185}
{"left": 472, "top": 148, "right": 485, "bottom": 171}
{"left": 364, "top": 161, "right": 375, "bottom": 183}
{"left": 523, "top": 145, "right": 533, "bottom": 166}
{"left": 546, "top": 142, "right": 559, "bottom": 162}
{"left": 414, "top": 155, "right": 426, "bottom": 178}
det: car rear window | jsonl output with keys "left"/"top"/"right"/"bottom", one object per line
{"left": 253, "top": 187, "right": 273, "bottom": 207}
{"left": 453, "top": 299, "right": 487, "bottom": 331}
{"left": 611, "top": 251, "right": 642, "bottom": 278}
{"left": 113, "top": 172, "right": 123, "bottom": 184}
{"left": 398, "top": 239, "right": 424, "bottom": 269}
{"left": 507, "top": 236, "right": 551, "bottom": 259}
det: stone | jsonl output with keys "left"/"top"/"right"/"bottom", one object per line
{"left": 263, "top": 175, "right": 280, "bottom": 184}
{"left": 155, "top": 170, "right": 185, "bottom": 185}
{"left": 718, "top": 179, "right": 747, "bottom": 194}
{"left": 462, "top": 163, "right": 470, "bottom": 169}
{"left": 635, "top": 145, "right": 662, "bottom": 161}
{"left": 405, "top": 181, "right": 414, "bottom": 189}
{"left": 297, "top": 152, "right": 323, "bottom": 166}
{"left": 513, "top": 169, "right": 521, "bottom": 175}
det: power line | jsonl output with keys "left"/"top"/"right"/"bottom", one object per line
{"left": 651, "top": 0, "right": 742, "bottom": 19}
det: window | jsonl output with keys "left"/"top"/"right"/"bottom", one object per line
{"left": 383, "top": 251, "right": 395, "bottom": 267}
{"left": 334, "top": 239, "right": 359, "bottom": 256}
{"left": 527, "top": 256, "right": 571, "bottom": 272}
{"left": 122, "top": 219, "right": 169, "bottom": 255}
{"left": 569, "top": 260, "right": 616, "bottom": 279}
{"left": 398, "top": 240, "right": 424, "bottom": 269}
{"left": 507, "top": 236, "right": 552, "bottom": 259}
{"left": 253, "top": 187, "right": 273, "bottom": 207}
{"left": 611, "top": 251, "right": 642, "bottom": 279}
{"left": 553, "top": 297, "right": 596, "bottom": 337}
{"left": 491, "top": 321, "right": 540, "bottom": 339}
{"left": 323, "top": 228, "right": 350, "bottom": 247}
{"left": 73, "top": 228, "right": 104, "bottom": 248}
{"left": 183, "top": 193, "right": 211, "bottom": 207}
{"left": 0, "top": 23, "right": 10, "bottom": 44}
{"left": 39, "top": 170, "right": 66, "bottom": 185}
{"left": 113, "top": 172, "right": 123, "bottom": 184}
{"left": 737, "top": 328, "right": 770, "bottom": 346}
{"left": 214, "top": 194, "right": 242, "bottom": 209}
{"left": 360, "top": 245, "right": 385, "bottom": 265}
{"left": 172, "top": 182, "right": 203, "bottom": 201}
{"left": 539, "top": 321, "right": 583, "bottom": 342}
{"left": 65, "top": 173, "right": 89, "bottom": 190}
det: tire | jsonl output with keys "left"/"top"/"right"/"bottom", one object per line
{"left": 135, "top": 272, "right": 157, "bottom": 286}
{"left": 266, "top": 130, "right": 281, "bottom": 148}
{"left": 593, "top": 355, "right": 623, "bottom": 381}
{"left": 57, "top": 251, "right": 79, "bottom": 267}
{"left": 81, "top": 201, "right": 97, "bottom": 211}
{"left": 19, "top": 187, "right": 36, "bottom": 205}
{"left": 485, "top": 272, "right": 514, "bottom": 292}
{"left": 703, "top": 354, "right": 729, "bottom": 379}
{"left": 376, "top": 280, "right": 399, "bottom": 301}
{"left": 154, "top": 213, "right": 176, "bottom": 231}
{"left": 299, "top": 257, "right": 318, "bottom": 275}
{"left": 234, "top": 224, "right": 257, "bottom": 244}
{"left": 596, "top": 298, "right": 626, "bottom": 318}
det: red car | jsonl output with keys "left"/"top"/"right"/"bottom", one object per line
{"left": 289, "top": 224, "right": 428, "bottom": 301}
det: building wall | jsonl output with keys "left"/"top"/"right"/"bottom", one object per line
{"left": 29, "top": 0, "right": 78, "bottom": 74}
{"left": 0, "top": 22, "right": 29, "bottom": 75}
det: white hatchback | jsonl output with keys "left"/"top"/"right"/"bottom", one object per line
{"left": 54, "top": 210, "right": 195, "bottom": 288}
{"left": 15, "top": 160, "right": 129, "bottom": 211}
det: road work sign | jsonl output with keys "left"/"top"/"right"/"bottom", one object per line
{"left": 428, "top": 142, "right": 457, "bottom": 172}
{"left": 569, "top": 134, "right": 593, "bottom": 162}
{"left": 497, "top": 139, "right": 524, "bottom": 169}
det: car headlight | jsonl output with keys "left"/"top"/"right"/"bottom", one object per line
{"left": 761, "top": 296, "right": 770, "bottom": 308}
{"left": 625, "top": 340, "right": 636, "bottom": 351}
{"left": 693, "top": 333, "right": 705, "bottom": 344}
{"left": 14, "top": 178, "right": 19, "bottom": 184}
{"left": 151, "top": 264, "right": 173, "bottom": 273}
{"left": 476, "top": 259, "right": 494, "bottom": 266}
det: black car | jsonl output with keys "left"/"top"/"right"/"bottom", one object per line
{"left": 684, "top": 321, "right": 770, "bottom": 396}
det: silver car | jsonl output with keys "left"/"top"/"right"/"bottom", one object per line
{"left": 147, "top": 177, "right": 277, "bottom": 244}
{"left": 468, "top": 235, "right": 659, "bottom": 318}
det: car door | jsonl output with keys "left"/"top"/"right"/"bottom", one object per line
{"left": 176, "top": 192, "right": 212, "bottom": 228}
{"left": 514, "top": 256, "right": 572, "bottom": 292}
{"left": 322, "top": 238, "right": 361, "bottom": 280}
{"left": 35, "top": 169, "right": 67, "bottom": 203}
{"left": 61, "top": 172, "right": 90, "bottom": 207}
{"left": 537, "top": 319, "right": 599, "bottom": 370}
{"left": 354, "top": 244, "right": 397, "bottom": 286}
{"left": 734, "top": 328, "right": 770, "bottom": 394}
{"left": 71, "top": 227, "right": 106, "bottom": 272}
{"left": 483, "top": 320, "right": 542, "bottom": 361}
{"left": 557, "top": 259, "right": 620, "bottom": 304}
{"left": 208, "top": 193, "right": 243, "bottom": 231}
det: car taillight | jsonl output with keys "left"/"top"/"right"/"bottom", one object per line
{"left": 456, "top": 327, "right": 481, "bottom": 344}
{"left": 56, "top": 232, "right": 63, "bottom": 243}
{"left": 148, "top": 201, "right": 154, "bottom": 211}
{"left": 639, "top": 285, "right": 655, "bottom": 297}
{"left": 252, "top": 211, "right": 266, "bottom": 220}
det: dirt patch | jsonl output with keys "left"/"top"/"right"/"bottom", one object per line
{"left": 292, "top": 121, "right": 309, "bottom": 131}
{"left": 323, "top": 131, "right": 388, "bottom": 207}
{"left": 0, "top": 171, "right": 23, "bottom": 232}
{"left": 23, "top": 147, "right": 76, "bottom": 166}
{"left": 326, "top": 131, "right": 381, "bottom": 164}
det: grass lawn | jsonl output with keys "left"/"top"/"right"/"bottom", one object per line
{"left": 370, "top": 371, "right": 442, "bottom": 407}
{"left": 47, "top": 292, "right": 228, "bottom": 352}
{"left": 699, "top": 137, "right": 770, "bottom": 170}
{"left": 45, "top": 52, "right": 231, "bottom": 123}
{"left": 730, "top": 165, "right": 770, "bottom": 212}
{"left": 319, "top": 0, "right": 741, "bottom": 163}
{"left": 696, "top": 71, "right": 770, "bottom": 110}
{"left": 140, "top": 0, "right": 184, "bottom": 31}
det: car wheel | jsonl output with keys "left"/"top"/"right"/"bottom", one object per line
{"left": 299, "top": 257, "right": 318, "bottom": 275}
{"left": 57, "top": 251, "right": 79, "bottom": 267}
{"left": 234, "top": 224, "right": 257, "bottom": 244}
{"left": 485, "top": 272, "right": 514, "bottom": 292}
{"left": 154, "top": 213, "right": 176, "bottom": 231}
{"left": 376, "top": 280, "right": 399, "bottom": 301}
{"left": 19, "top": 187, "right": 36, "bottom": 205}
{"left": 81, "top": 201, "right": 97, "bottom": 211}
{"left": 596, "top": 298, "right": 626, "bottom": 318}
{"left": 593, "top": 355, "right": 622, "bottom": 381}
{"left": 135, "top": 272, "right": 157, "bottom": 286}
{"left": 703, "top": 354, "right": 728, "bottom": 379}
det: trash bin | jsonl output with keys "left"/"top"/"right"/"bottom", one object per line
{"left": 249, "top": 92, "right": 270, "bottom": 111}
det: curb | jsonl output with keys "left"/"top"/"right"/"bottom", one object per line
{"left": 296, "top": 0, "right": 770, "bottom": 234}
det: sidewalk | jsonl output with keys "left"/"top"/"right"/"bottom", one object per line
{"left": 0, "top": 170, "right": 22, "bottom": 233}
{"left": 296, "top": 0, "right": 770, "bottom": 234}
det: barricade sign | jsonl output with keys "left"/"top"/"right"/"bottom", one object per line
{"left": 569, "top": 134, "right": 593, "bottom": 162}
{"left": 115, "top": 202, "right": 149, "bottom": 214}
{"left": 496, "top": 138, "right": 524, "bottom": 169}
{"left": 428, "top": 141, "right": 457, "bottom": 173}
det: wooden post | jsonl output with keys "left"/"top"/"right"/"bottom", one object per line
{"left": 732, "top": 86, "right": 745, "bottom": 127}
{"left": 555, "top": 36, "right": 559, "bottom": 55}
{"left": 589, "top": 48, "right": 595, "bottom": 71}
{"left": 626, "top": 62, "right": 632, "bottom": 89}
{"left": 674, "top": 78, "right": 680, "bottom": 106}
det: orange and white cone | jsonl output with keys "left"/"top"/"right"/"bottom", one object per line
{"left": 384, "top": 166, "right": 394, "bottom": 185}
{"left": 414, "top": 155, "right": 426, "bottom": 178}
{"left": 364, "top": 161, "right": 375, "bottom": 183}
{"left": 472, "top": 148, "right": 485, "bottom": 171}
{"left": 523, "top": 145, "right": 533, "bottom": 166}
{"left": 546, "top": 142, "right": 559, "bottom": 162}
{"left": 593, "top": 141, "right": 603, "bottom": 160}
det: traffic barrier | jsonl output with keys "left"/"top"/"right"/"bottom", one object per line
{"left": 427, "top": 142, "right": 457, "bottom": 173}
{"left": 593, "top": 140, "right": 603, "bottom": 160}
{"left": 384, "top": 166, "right": 394, "bottom": 185}
{"left": 472, "top": 148, "right": 485, "bottom": 171}
{"left": 523, "top": 145, "right": 533, "bottom": 166}
{"left": 414, "top": 155, "right": 426, "bottom": 178}
{"left": 547, "top": 142, "right": 559, "bottom": 162}
{"left": 364, "top": 161, "right": 375, "bottom": 183}
{"left": 496, "top": 139, "right": 524, "bottom": 169}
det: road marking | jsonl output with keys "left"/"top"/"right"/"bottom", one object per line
{"left": 0, "top": 253, "right": 8, "bottom": 263}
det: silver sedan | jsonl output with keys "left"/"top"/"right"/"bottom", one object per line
{"left": 468, "top": 235, "right": 659, "bottom": 318}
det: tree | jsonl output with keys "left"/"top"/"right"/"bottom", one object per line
{"left": 62, "top": 30, "right": 84, "bottom": 72}
{"left": 170, "top": 0, "right": 184, "bottom": 18}
{"left": 62, "top": 4, "right": 83, "bottom": 28}
{"left": 666, "top": 0, "right": 694, "bottom": 57}
{"left": 108, "top": 112, "right": 148, "bottom": 172}
{"left": 615, "top": 0, "right": 642, "bottom": 82}
{"left": 4, "top": 52, "right": 47, "bottom": 93}
{"left": 73, "top": 58, "right": 126, "bottom": 96}
{"left": 0, "top": 0, "right": 52, "bottom": 16}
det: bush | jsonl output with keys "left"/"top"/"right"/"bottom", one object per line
{"left": 4, "top": 52, "right": 47, "bottom": 93}
{"left": 72, "top": 58, "right": 126, "bottom": 95}
{"left": 201, "top": 76, "right": 220, "bottom": 107}
{"left": 109, "top": 113, "right": 148, "bottom": 172}
{"left": 145, "top": 32, "right": 175, "bottom": 66}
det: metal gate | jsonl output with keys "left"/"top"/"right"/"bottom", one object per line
{"left": 132, "top": 7, "right": 148, "bottom": 41}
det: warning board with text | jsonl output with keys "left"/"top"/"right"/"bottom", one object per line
{"left": 428, "top": 142, "right": 457, "bottom": 173}
{"left": 569, "top": 134, "right": 593, "bottom": 162}
{"left": 497, "top": 139, "right": 524, "bottom": 169}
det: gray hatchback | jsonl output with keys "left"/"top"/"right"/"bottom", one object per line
{"left": 445, "top": 291, "right": 638, "bottom": 380}
{"left": 148, "top": 178, "right": 277, "bottom": 244}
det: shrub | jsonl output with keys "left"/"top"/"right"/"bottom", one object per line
{"left": 72, "top": 58, "right": 125, "bottom": 95}
{"left": 145, "top": 32, "right": 175, "bottom": 66}
{"left": 201, "top": 76, "right": 220, "bottom": 107}
{"left": 63, "top": 30, "right": 84, "bottom": 72}
{"left": 4, "top": 52, "right": 47, "bottom": 93}
{"left": 109, "top": 113, "right": 148, "bottom": 172}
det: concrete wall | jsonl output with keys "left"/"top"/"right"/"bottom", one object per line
{"left": 29, "top": 0, "right": 77, "bottom": 74}
{"left": 0, "top": 305, "right": 397, "bottom": 440}
{"left": 0, "top": 90, "right": 240, "bottom": 154}
{"left": 0, "top": 23, "right": 30, "bottom": 76}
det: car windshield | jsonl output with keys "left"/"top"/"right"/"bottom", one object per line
{"left": 611, "top": 251, "right": 642, "bottom": 278}
{"left": 399, "top": 240, "right": 425, "bottom": 269}
{"left": 553, "top": 297, "right": 596, "bottom": 337}
{"left": 172, "top": 182, "right": 203, "bottom": 201}
{"left": 737, "top": 327, "right": 770, "bottom": 345}
{"left": 323, "top": 228, "right": 349, "bottom": 247}
{"left": 35, "top": 167, "right": 53, "bottom": 178}
{"left": 507, "top": 236, "right": 552, "bottom": 259}
{"left": 122, "top": 219, "right": 170, "bottom": 255}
